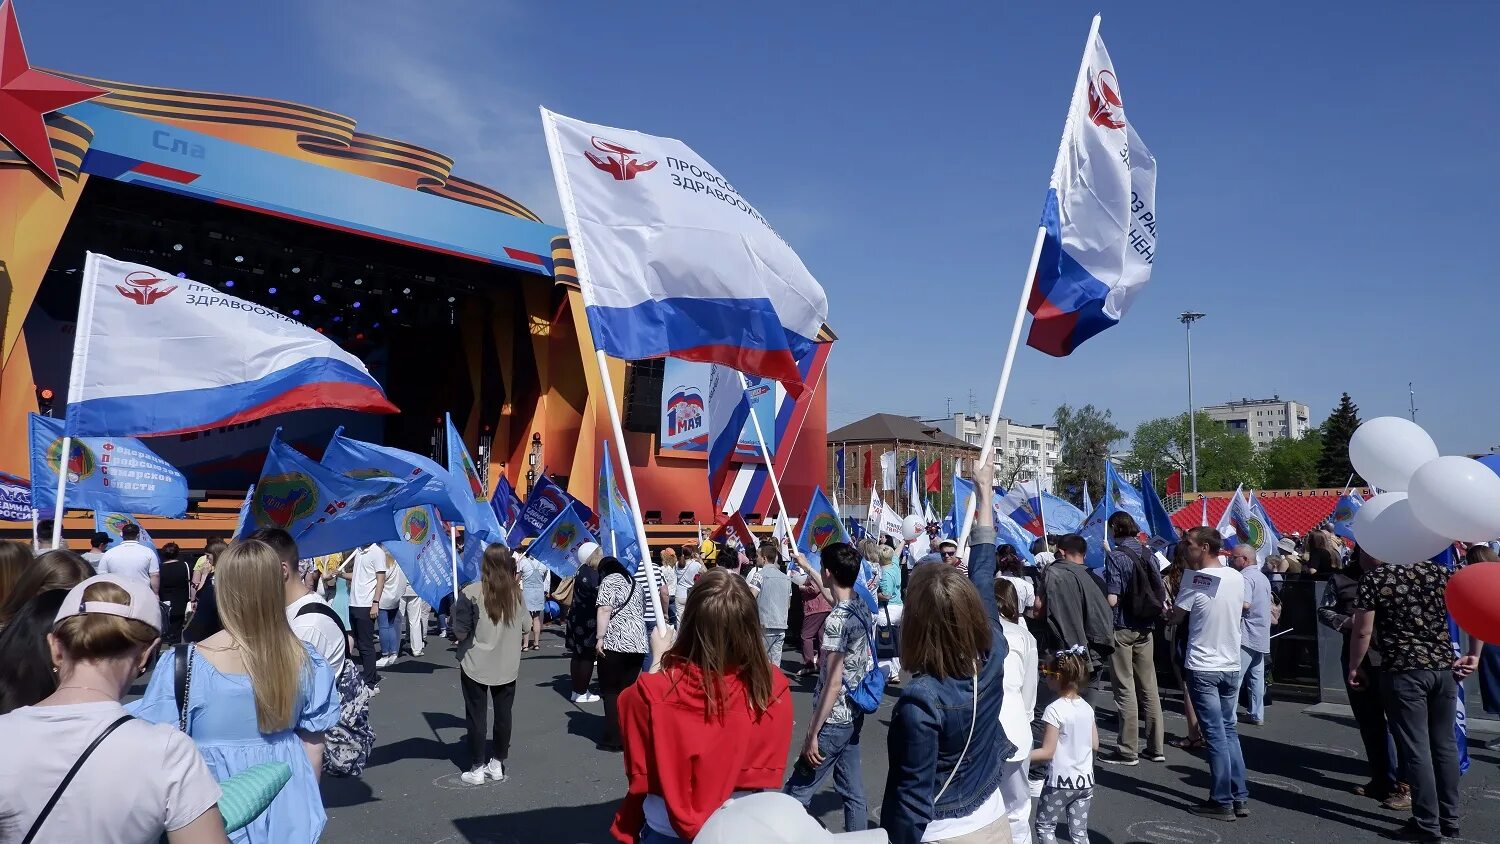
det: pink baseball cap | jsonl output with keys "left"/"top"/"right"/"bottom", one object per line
{"left": 54, "top": 574, "right": 163, "bottom": 632}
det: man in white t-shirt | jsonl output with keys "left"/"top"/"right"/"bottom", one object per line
{"left": 96, "top": 523, "right": 160, "bottom": 593}
{"left": 250, "top": 528, "right": 348, "bottom": 678}
{"left": 1170, "top": 526, "right": 1248, "bottom": 822}
{"left": 344, "top": 543, "right": 386, "bottom": 689}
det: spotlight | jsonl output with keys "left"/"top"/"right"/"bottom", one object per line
{"left": 267, "top": 287, "right": 277, "bottom": 295}
{"left": 402, "top": 287, "right": 411, "bottom": 295}
{"left": 291, "top": 309, "right": 301, "bottom": 316}
{"left": 447, "top": 296, "right": 456, "bottom": 303}
{"left": 353, "top": 278, "right": 363, "bottom": 286}
{"left": 316, "top": 327, "right": 325, "bottom": 333}
{"left": 172, "top": 243, "right": 183, "bottom": 251}
{"left": 390, "top": 307, "right": 399, "bottom": 314}
{"left": 355, "top": 333, "right": 366, "bottom": 341}
{"left": 352, "top": 301, "right": 361, "bottom": 309}
{"left": 333, "top": 316, "right": 343, "bottom": 323}
{"left": 233, "top": 255, "right": 244, "bottom": 263}
{"left": 291, "top": 267, "right": 301, "bottom": 274}
{"left": 372, "top": 322, "right": 381, "bottom": 329}
{"left": 176, "top": 272, "right": 187, "bottom": 278}
{"left": 224, "top": 280, "right": 235, "bottom": 288}
{"left": 313, "top": 294, "right": 322, "bottom": 302}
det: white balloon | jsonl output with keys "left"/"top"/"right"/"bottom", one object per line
{"left": 1408, "top": 456, "right": 1500, "bottom": 542}
{"left": 901, "top": 514, "right": 925, "bottom": 541}
{"left": 1349, "top": 417, "right": 1439, "bottom": 492}
{"left": 1352, "top": 491, "right": 1452, "bottom": 564}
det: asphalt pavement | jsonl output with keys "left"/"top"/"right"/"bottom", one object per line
{"left": 316, "top": 628, "right": 1500, "bottom": 844}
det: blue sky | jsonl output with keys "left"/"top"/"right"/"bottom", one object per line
{"left": 22, "top": 0, "right": 1500, "bottom": 453}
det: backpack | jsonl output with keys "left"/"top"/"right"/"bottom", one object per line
{"left": 293, "top": 602, "right": 376, "bottom": 777}
{"left": 839, "top": 606, "right": 887, "bottom": 714}
{"left": 1119, "top": 543, "right": 1167, "bottom": 624}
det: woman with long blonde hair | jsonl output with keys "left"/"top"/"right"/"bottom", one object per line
{"left": 611, "top": 568, "right": 793, "bottom": 842}
{"left": 452, "top": 544, "right": 527, "bottom": 785}
{"left": 132, "top": 540, "right": 339, "bottom": 843}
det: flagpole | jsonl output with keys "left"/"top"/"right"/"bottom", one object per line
{"left": 31, "top": 508, "right": 39, "bottom": 549}
{"left": 959, "top": 17, "right": 1101, "bottom": 549}
{"left": 738, "top": 373, "right": 794, "bottom": 542}
{"left": 449, "top": 525, "right": 458, "bottom": 603}
{"left": 51, "top": 254, "right": 104, "bottom": 550}
{"left": 1339, "top": 473, "right": 1355, "bottom": 497}
{"left": 593, "top": 350, "right": 666, "bottom": 625}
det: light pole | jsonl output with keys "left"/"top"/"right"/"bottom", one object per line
{"left": 1180, "top": 311, "right": 1206, "bottom": 509}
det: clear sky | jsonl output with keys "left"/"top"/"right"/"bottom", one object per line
{"left": 21, "top": 0, "right": 1500, "bottom": 453}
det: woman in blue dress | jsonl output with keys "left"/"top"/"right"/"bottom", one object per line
{"left": 133, "top": 539, "right": 340, "bottom": 843}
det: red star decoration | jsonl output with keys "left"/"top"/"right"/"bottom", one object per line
{"left": 0, "top": 0, "right": 105, "bottom": 184}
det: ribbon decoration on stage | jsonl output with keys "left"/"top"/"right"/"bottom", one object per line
{"left": 29, "top": 413, "right": 188, "bottom": 518}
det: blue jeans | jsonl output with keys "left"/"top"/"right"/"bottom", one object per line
{"left": 377, "top": 607, "right": 400, "bottom": 656}
{"left": 1238, "top": 648, "right": 1266, "bottom": 722}
{"left": 1187, "top": 670, "right": 1248, "bottom": 807}
{"left": 783, "top": 714, "right": 868, "bottom": 831}
{"left": 637, "top": 826, "right": 680, "bottom": 842}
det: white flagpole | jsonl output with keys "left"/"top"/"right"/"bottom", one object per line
{"left": 52, "top": 253, "right": 104, "bottom": 550}
{"left": 594, "top": 351, "right": 666, "bottom": 625}
{"left": 450, "top": 525, "right": 459, "bottom": 602}
{"left": 960, "top": 16, "right": 1102, "bottom": 550}
{"left": 31, "top": 508, "right": 39, "bottom": 549}
{"left": 739, "top": 373, "right": 794, "bottom": 542}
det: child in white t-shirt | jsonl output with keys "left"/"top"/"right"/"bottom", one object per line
{"left": 1030, "top": 646, "right": 1097, "bottom": 844}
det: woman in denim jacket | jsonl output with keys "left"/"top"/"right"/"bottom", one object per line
{"left": 881, "top": 460, "right": 1016, "bottom": 843}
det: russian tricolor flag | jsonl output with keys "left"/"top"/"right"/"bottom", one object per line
{"left": 65, "top": 253, "right": 397, "bottom": 437}
{"left": 540, "top": 108, "right": 828, "bottom": 394}
{"left": 1025, "top": 23, "right": 1158, "bottom": 357}
{"left": 705, "top": 364, "right": 753, "bottom": 508}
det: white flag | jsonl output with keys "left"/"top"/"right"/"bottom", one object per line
{"left": 879, "top": 451, "right": 898, "bottom": 491}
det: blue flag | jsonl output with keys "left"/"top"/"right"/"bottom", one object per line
{"left": 835, "top": 447, "right": 845, "bottom": 489}
{"left": 444, "top": 414, "right": 505, "bottom": 547}
{"left": 942, "top": 473, "right": 976, "bottom": 540}
{"left": 1331, "top": 490, "right": 1363, "bottom": 541}
{"left": 490, "top": 474, "right": 522, "bottom": 532}
{"left": 987, "top": 491, "right": 1037, "bottom": 563}
{"left": 1140, "top": 470, "right": 1181, "bottom": 543}
{"left": 320, "top": 427, "right": 468, "bottom": 524}
{"left": 30, "top": 413, "right": 188, "bottom": 518}
{"left": 1105, "top": 461, "right": 1150, "bottom": 531}
{"left": 242, "top": 429, "right": 428, "bottom": 558}
{"left": 387, "top": 505, "right": 467, "bottom": 609}
{"left": 1082, "top": 480, "right": 1093, "bottom": 514}
{"left": 597, "top": 442, "right": 643, "bottom": 573}
{"left": 1079, "top": 467, "right": 1117, "bottom": 571}
{"left": 529, "top": 505, "right": 596, "bottom": 579}
{"left": 706, "top": 364, "right": 752, "bottom": 507}
{"left": 94, "top": 511, "right": 154, "bottom": 548}
{"left": 509, "top": 474, "right": 586, "bottom": 544}
{"left": 234, "top": 486, "right": 255, "bottom": 537}
{"left": 796, "top": 487, "right": 850, "bottom": 569}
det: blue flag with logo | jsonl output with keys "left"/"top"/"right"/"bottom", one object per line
{"left": 1079, "top": 467, "right": 1117, "bottom": 571}
{"left": 94, "top": 511, "right": 154, "bottom": 548}
{"left": 1105, "top": 461, "right": 1150, "bottom": 531}
{"left": 320, "top": 427, "right": 466, "bottom": 523}
{"left": 529, "top": 504, "right": 596, "bottom": 579}
{"left": 942, "top": 473, "right": 976, "bottom": 540}
{"left": 597, "top": 442, "right": 643, "bottom": 573}
{"left": 387, "top": 505, "right": 468, "bottom": 609}
{"left": 1140, "top": 470, "right": 1181, "bottom": 543}
{"left": 1331, "top": 490, "right": 1363, "bottom": 541}
{"left": 242, "top": 429, "right": 429, "bottom": 558}
{"left": 795, "top": 487, "right": 875, "bottom": 611}
{"left": 29, "top": 413, "right": 188, "bottom": 518}
{"left": 490, "top": 474, "right": 522, "bottom": 533}
{"left": 234, "top": 486, "right": 254, "bottom": 537}
{"left": 0, "top": 471, "right": 32, "bottom": 522}
{"left": 444, "top": 414, "right": 505, "bottom": 546}
{"left": 988, "top": 491, "right": 1037, "bottom": 563}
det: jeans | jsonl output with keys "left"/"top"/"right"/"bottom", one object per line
{"left": 1383, "top": 669, "right": 1460, "bottom": 835}
{"left": 764, "top": 630, "right": 786, "bottom": 667}
{"left": 1108, "top": 628, "right": 1163, "bottom": 759}
{"left": 348, "top": 606, "right": 379, "bottom": 686}
{"left": 783, "top": 715, "right": 868, "bottom": 832}
{"left": 459, "top": 671, "right": 515, "bottom": 769}
{"left": 637, "top": 827, "right": 680, "bottom": 843}
{"left": 400, "top": 595, "right": 428, "bottom": 655}
{"left": 377, "top": 607, "right": 400, "bottom": 656}
{"left": 1238, "top": 648, "right": 1266, "bottom": 723}
{"left": 1187, "top": 669, "right": 1248, "bottom": 808}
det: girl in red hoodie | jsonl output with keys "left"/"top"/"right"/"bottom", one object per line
{"left": 611, "top": 568, "right": 794, "bottom": 843}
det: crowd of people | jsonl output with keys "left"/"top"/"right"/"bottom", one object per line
{"left": 0, "top": 464, "right": 1491, "bottom": 843}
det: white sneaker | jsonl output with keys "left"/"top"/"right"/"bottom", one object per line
{"left": 484, "top": 759, "right": 505, "bottom": 781}
{"left": 367, "top": 685, "right": 381, "bottom": 697}
{"left": 376, "top": 655, "right": 396, "bottom": 668}
{"left": 459, "top": 767, "right": 487, "bottom": 785}
{"left": 571, "top": 692, "right": 600, "bottom": 704}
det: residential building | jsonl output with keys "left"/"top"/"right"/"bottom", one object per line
{"left": 1201, "top": 396, "right": 1311, "bottom": 448}
{"left": 935, "top": 413, "right": 1060, "bottom": 490}
{"left": 827, "top": 414, "right": 980, "bottom": 519}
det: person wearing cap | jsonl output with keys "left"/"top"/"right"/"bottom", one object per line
{"left": 881, "top": 458, "right": 1016, "bottom": 844}
{"left": 935, "top": 538, "right": 965, "bottom": 577}
{"left": 564, "top": 541, "right": 604, "bottom": 704}
{"left": 82, "top": 531, "right": 111, "bottom": 569}
{"left": 697, "top": 792, "right": 889, "bottom": 844}
{"left": 610, "top": 568, "right": 794, "bottom": 842}
{"left": 0, "top": 574, "right": 227, "bottom": 842}
{"left": 97, "top": 522, "right": 160, "bottom": 594}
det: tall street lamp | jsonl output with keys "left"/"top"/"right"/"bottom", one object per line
{"left": 1179, "top": 311, "right": 1206, "bottom": 513}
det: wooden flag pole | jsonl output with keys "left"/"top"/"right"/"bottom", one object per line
{"left": 960, "top": 14, "right": 1102, "bottom": 549}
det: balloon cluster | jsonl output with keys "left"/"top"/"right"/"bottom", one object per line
{"left": 1348, "top": 416, "right": 1500, "bottom": 641}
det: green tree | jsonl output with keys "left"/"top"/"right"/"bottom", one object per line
{"left": 1317, "top": 393, "right": 1361, "bottom": 487}
{"left": 1124, "top": 411, "right": 1262, "bottom": 492}
{"left": 1054, "top": 404, "right": 1126, "bottom": 500}
{"left": 1262, "top": 428, "right": 1324, "bottom": 489}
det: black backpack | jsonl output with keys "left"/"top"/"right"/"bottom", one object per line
{"left": 1119, "top": 543, "right": 1167, "bottom": 623}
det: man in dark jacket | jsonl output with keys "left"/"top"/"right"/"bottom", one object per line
{"left": 1041, "top": 533, "right": 1114, "bottom": 673}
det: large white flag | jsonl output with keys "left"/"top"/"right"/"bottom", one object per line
{"left": 65, "top": 254, "right": 396, "bottom": 437}
{"left": 540, "top": 108, "right": 827, "bottom": 393}
{"left": 1026, "top": 19, "right": 1157, "bottom": 356}
{"left": 879, "top": 451, "right": 898, "bottom": 491}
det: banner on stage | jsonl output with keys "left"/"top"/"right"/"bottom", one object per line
{"left": 29, "top": 413, "right": 188, "bottom": 518}
{"left": 0, "top": 472, "right": 32, "bottom": 522}
{"left": 540, "top": 108, "right": 827, "bottom": 393}
{"left": 660, "top": 358, "right": 780, "bottom": 457}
